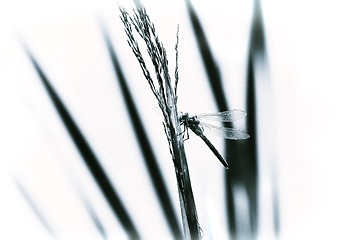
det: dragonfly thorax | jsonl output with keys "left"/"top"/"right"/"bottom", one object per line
{"left": 180, "top": 112, "right": 199, "bottom": 125}
{"left": 180, "top": 112, "right": 203, "bottom": 136}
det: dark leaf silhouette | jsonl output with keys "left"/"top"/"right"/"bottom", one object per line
{"left": 242, "top": 0, "right": 279, "bottom": 237}
{"left": 185, "top": 0, "right": 228, "bottom": 112}
{"left": 24, "top": 46, "right": 140, "bottom": 239}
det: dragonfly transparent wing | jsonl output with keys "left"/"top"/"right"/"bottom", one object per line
{"left": 196, "top": 109, "right": 247, "bottom": 122}
{"left": 200, "top": 122, "right": 250, "bottom": 140}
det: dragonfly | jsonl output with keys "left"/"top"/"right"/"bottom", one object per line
{"left": 179, "top": 109, "right": 250, "bottom": 169}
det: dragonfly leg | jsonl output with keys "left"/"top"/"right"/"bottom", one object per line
{"left": 179, "top": 124, "right": 189, "bottom": 141}
{"left": 184, "top": 127, "right": 189, "bottom": 140}
{"left": 178, "top": 123, "right": 189, "bottom": 141}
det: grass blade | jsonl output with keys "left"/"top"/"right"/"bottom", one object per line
{"left": 13, "top": 178, "right": 56, "bottom": 238}
{"left": 103, "top": 29, "right": 182, "bottom": 239}
{"left": 245, "top": 54, "right": 259, "bottom": 234}
{"left": 76, "top": 186, "right": 107, "bottom": 239}
{"left": 24, "top": 47, "right": 140, "bottom": 239}
{"left": 84, "top": 203, "right": 107, "bottom": 239}
{"left": 244, "top": 0, "right": 279, "bottom": 236}
{"left": 185, "top": 0, "right": 229, "bottom": 112}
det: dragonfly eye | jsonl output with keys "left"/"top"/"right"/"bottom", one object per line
{"left": 179, "top": 113, "right": 185, "bottom": 120}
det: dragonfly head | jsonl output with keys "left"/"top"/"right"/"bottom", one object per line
{"left": 179, "top": 112, "right": 200, "bottom": 127}
{"left": 179, "top": 112, "right": 189, "bottom": 124}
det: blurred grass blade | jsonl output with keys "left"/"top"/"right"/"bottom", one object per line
{"left": 246, "top": 0, "right": 279, "bottom": 236}
{"left": 69, "top": 169, "right": 107, "bottom": 238}
{"left": 245, "top": 53, "right": 259, "bottom": 234}
{"left": 185, "top": 0, "right": 228, "bottom": 112}
{"left": 85, "top": 204, "right": 107, "bottom": 239}
{"left": 103, "top": 29, "right": 182, "bottom": 239}
{"left": 24, "top": 47, "right": 140, "bottom": 239}
{"left": 13, "top": 178, "right": 55, "bottom": 238}
{"left": 77, "top": 186, "right": 107, "bottom": 239}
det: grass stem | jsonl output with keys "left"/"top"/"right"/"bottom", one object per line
{"left": 119, "top": 6, "right": 201, "bottom": 239}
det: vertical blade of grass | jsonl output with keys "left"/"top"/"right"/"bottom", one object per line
{"left": 246, "top": 0, "right": 279, "bottom": 236}
{"left": 249, "top": 0, "right": 265, "bottom": 57}
{"left": 103, "top": 29, "right": 182, "bottom": 239}
{"left": 13, "top": 178, "right": 56, "bottom": 238}
{"left": 245, "top": 54, "right": 259, "bottom": 235}
{"left": 24, "top": 47, "right": 140, "bottom": 239}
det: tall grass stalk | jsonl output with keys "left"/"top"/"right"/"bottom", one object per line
{"left": 119, "top": 7, "right": 201, "bottom": 239}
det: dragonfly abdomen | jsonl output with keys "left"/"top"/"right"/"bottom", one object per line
{"left": 189, "top": 125, "right": 203, "bottom": 136}
{"left": 198, "top": 134, "right": 229, "bottom": 169}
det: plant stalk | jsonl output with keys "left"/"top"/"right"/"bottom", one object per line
{"left": 164, "top": 73, "right": 201, "bottom": 239}
{"left": 119, "top": 6, "right": 201, "bottom": 239}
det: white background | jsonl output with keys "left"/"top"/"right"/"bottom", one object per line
{"left": 1, "top": 0, "right": 361, "bottom": 239}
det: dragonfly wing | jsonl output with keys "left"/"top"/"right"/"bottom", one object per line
{"left": 196, "top": 109, "right": 247, "bottom": 122}
{"left": 200, "top": 122, "right": 250, "bottom": 140}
